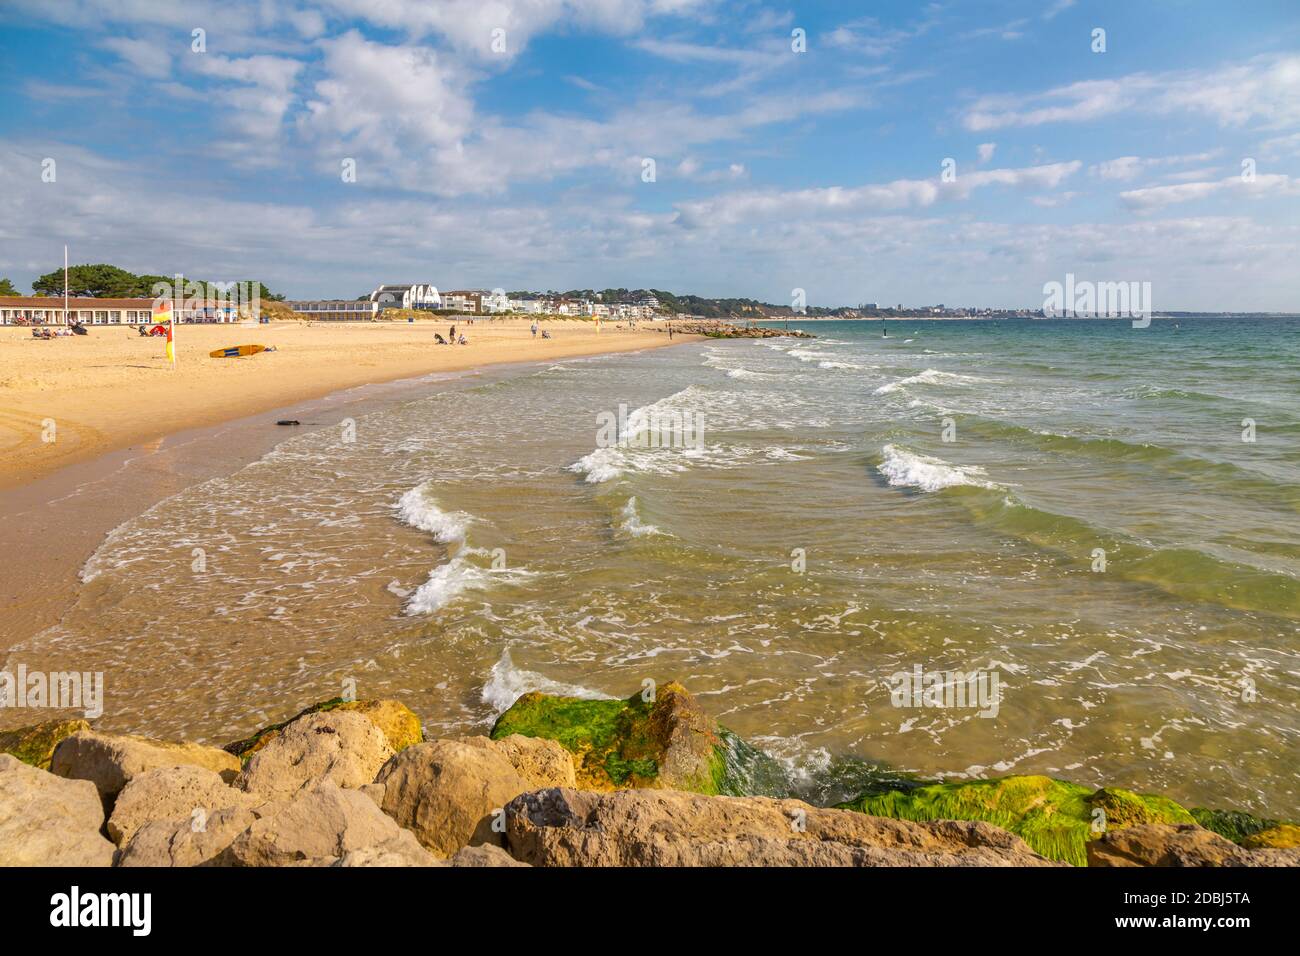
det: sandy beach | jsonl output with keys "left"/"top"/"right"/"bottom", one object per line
{"left": 0, "top": 316, "right": 695, "bottom": 654}
{"left": 0, "top": 317, "right": 688, "bottom": 490}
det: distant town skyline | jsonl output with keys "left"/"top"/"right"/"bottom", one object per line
{"left": 1, "top": 1, "right": 1298, "bottom": 310}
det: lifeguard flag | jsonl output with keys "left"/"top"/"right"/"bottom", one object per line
{"left": 154, "top": 301, "right": 175, "bottom": 363}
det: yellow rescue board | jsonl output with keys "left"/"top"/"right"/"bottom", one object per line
{"left": 209, "top": 344, "right": 267, "bottom": 359}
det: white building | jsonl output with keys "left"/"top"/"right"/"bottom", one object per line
{"left": 481, "top": 290, "right": 510, "bottom": 313}
{"left": 369, "top": 284, "right": 441, "bottom": 311}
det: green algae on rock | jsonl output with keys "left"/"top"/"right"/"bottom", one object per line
{"left": 837, "top": 774, "right": 1195, "bottom": 866}
{"left": 1240, "top": 823, "right": 1300, "bottom": 849}
{"left": 1189, "top": 807, "right": 1282, "bottom": 845}
{"left": 491, "top": 681, "right": 751, "bottom": 795}
{"left": 224, "top": 698, "right": 423, "bottom": 764}
{"left": 0, "top": 719, "right": 90, "bottom": 770}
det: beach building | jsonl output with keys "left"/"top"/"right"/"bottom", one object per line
{"left": 286, "top": 299, "right": 379, "bottom": 321}
{"left": 0, "top": 296, "right": 240, "bottom": 325}
{"left": 506, "top": 298, "right": 545, "bottom": 314}
{"left": 481, "top": 290, "right": 510, "bottom": 313}
{"left": 442, "top": 291, "right": 483, "bottom": 313}
{"left": 369, "top": 284, "right": 441, "bottom": 310}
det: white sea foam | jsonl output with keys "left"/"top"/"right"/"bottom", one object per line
{"left": 727, "top": 367, "right": 766, "bottom": 379}
{"left": 817, "top": 360, "right": 867, "bottom": 370}
{"left": 567, "top": 387, "right": 704, "bottom": 483}
{"left": 404, "top": 549, "right": 534, "bottom": 615}
{"left": 787, "top": 349, "right": 838, "bottom": 362}
{"left": 395, "top": 483, "right": 469, "bottom": 543}
{"left": 873, "top": 368, "right": 990, "bottom": 395}
{"left": 877, "top": 444, "right": 998, "bottom": 492}
{"left": 480, "top": 649, "right": 609, "bottom": 715}
{"left": 619, "top": 496, "right": 665, "bottom": 536}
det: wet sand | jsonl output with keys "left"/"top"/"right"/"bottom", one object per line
{"left": 0, "top": 318, "right": 693, "bottom": 667}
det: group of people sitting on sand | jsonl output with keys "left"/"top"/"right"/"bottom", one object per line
{"left": 31, "top": 321, "right": 87, "bottom": 339}
{"left": 434, "top": 324, "right": 469, "bottom": 346}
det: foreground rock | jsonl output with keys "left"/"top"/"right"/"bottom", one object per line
{"left": 455, "top": 734, "right": 576, "bottom": 790}
{"left": 108, "top": 765, "right": 255, "bottom": 845}
{"left": 1087, "top": 823, "right": 1300, "bottom": 867}
{"left": 839, "top": 774, "right": 1195, "bottom": 866}
{"left": 375, "top": 740, "right": 530, "bottom": 857}
{"left": 505, "top": 787, "right": 1058, "bottom": 867}
{"left": 117, "top": 806, "right": 261, "bottom": 867}
{"left": 0, "top": 754, "right": 115, "bottom": 866}
{"left": 50, "top": 730, "right": 241, "bottom": 804}
{"left": 224, "top": 698, "right": 422, "bottom": 763}
{"left": 491, "top": 681, "right": 732, "bottom": 794}
{"left": 337, "top": 842, "right": 525, "bottom": 868}
{"left": 0, "top": 719, "right": 90, "bottom": 770}
{"left": 217, "top": 784, "right": 432, "bottom": 867}
{"left": 236, "top": 711, "right": 394, "bottom": 800}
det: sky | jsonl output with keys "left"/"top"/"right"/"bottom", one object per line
{"left": 1, "top": 0, "right": 1298, "bottom": 310}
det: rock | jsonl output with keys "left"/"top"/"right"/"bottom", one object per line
{"left": 50, "top": 730, "right": 240, "bottom": 804}
{"left": 442, "top": 844, "right": 529, "bottom": 867}
{"left": 455, "top": 734, "right": 576, "bottom": 789}
{"left": 375, "top": 740, "right": 528, "bottom": 857}
{"left": 235, "top": 711, "right": 394, "bottom": 801}
{"left": 116, "top": 806, "right": 261, "bottom": 867}
{"left": 504, "top": 787, "right": 1059, "bottom": 867}
{"left": 0, "top": 719, "right": 90, "bottom": 770}
{"left": 107, "top": 766, "right": 254, "bottom": 845}
{"left": 1241, "top": 824, "right": 1300, "bottom": 849}
{"left": 225, "top": 698, "right": 422, "bottom": 763}
{"left": 332, "top": 839, "right": 527, "bottom": 867}
{"left": 333, "top": 835, "right": 442, "bottom": 867}
{"left": 1191, "top": 806, "right": 1282, "bottom": 844}
{"left": 490, "top": 681, "right": 728, "bottom": 793}
{"left": 216, "top": 784, "right": 423, "bottom": 866}
{"left": 357, "top": 782, "right": 386, "bottom": 807}
{"left": 839, "top": 774, "right": 1194, "bottom": 866}
{"left": 1087, "top": 823, "right": 1300, "bottom": 867}
{"left": 0, "top": 753, "right": 115, "bottom": 866}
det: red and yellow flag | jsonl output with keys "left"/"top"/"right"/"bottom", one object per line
{"left": 154, "top": 300, "right": 175, "bottom": 363}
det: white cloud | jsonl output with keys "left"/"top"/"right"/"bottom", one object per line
{"left": 674, "top": 161, "right": 1082, "bottom": 226}
{"left": 1043, "top": 0, "right": 1076, "bottom": 20}
{"left": 977, "top": 143, "right": 996, "bottom": 163}
{"left": 101, "top": 37, "right": 172, "bottom": 78}
{"left": 315, "top": 0, "right": 711, "bottom": 59}
{"left": 1120, "top": 173, "right": 1300, "bottom": 211}
{"left": 963, "top": 55, "right": 1300, "bottom": 131}
{"left": 1089, "top": 151, "right": 1220, "bottom": 182}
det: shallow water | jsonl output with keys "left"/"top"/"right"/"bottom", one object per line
{"left": 6, "top": 318, "right": 1298, "bottom": 814}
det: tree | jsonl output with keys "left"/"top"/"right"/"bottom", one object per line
{"left": 32, "top": 263, "right": 139, "bottom": 298}
{"left": 0, "top": 278, "right": 19, "bottom": 296}
{"left": 30, "top": 264, "right": 284, "bottom": 301}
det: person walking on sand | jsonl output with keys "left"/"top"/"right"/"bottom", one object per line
{"left": 668, "top": 322, "right": 673, "bottom": 340}
{"left": 449, "top": 324, "right": 456, "bottom": 344}
{"left": 531, "top": 320, "right": 538, "bottom": 338}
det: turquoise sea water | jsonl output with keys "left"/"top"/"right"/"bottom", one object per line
{"left": 9, "top": 317, "right": 1298, "bottom": 815}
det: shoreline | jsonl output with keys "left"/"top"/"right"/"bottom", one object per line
{"left": 0, "top": 323, "right": 700, "bottom": 656}
{"left": 0, "top": 318, "right": 693, "bottom": 491}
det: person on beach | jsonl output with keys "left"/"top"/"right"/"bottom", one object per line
{"left": 531, "top": 321, "right": 538, "bottom": 338}
{"left": 449, "top": 324, "right": 456, "bottom": 343}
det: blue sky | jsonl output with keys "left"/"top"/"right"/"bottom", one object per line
{"left": 1, "top": 0, "right": 1298, "bottom": 309}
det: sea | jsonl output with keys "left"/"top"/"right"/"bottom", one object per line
{"left": 6, "top": 317, "right": 1298, "bottom": 814}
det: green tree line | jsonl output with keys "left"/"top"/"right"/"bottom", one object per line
{"left": 18, "top": 264, "right": 283, "bottom": 301}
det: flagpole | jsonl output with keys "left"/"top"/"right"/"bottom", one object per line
{"left": 63, "top": 245, "right": 68, "bottom": 326}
